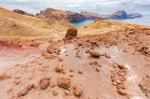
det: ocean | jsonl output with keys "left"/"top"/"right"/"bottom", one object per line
{"left": 72, "top": 14, "right": 150, "bottom": 27}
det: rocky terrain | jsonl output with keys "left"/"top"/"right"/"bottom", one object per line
{"left": 0, "top": 7, "right": 150, "bottom": 99}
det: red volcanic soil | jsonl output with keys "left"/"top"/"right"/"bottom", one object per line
{"left": 0, "top": 38, "right": 49, "bottom": 73}
{"left": 0, "top": 27, "right": 150, "bottom": 99}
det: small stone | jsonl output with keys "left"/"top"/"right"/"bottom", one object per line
{"left": 73, "top": 85, "right": 82, "bottom": 97}
{"left": 52, "top": 90, "right": 58, "bottom": 96}
{"left": 50, "top": 83, "right": 56, "bottom": 88}
{"left": 96, "top": 67, "right": 100, "bottom": 72}
{"left": 70, "top": 74, "right": 74, "bottom": 78}
{"left": 14, "top": 79, "right": 21, "bottom": 85}
{"left": 146, "top": 74, "right": 150, "bottom": 78}
{"left": 117, "top": 89, "right": 127, "bottom": 96}
{"left": 57, "top": 77, "right": 70, "bottom": 89}
{"left": 55, "top": 65, "right": 64, "bottom": 73}
{"left": 18, "top": 89, "right": 28, "bottom": 97}
{"left": 118, "top": 65, "right": 125, "bottom": 69}
{"left": 69, "top": 69, "right": 74, "bottom": 72}
{"left": 116, "top": 80, "right": 122, "bottom": 84}
{"left": 39, "top": 77, "right": 51, "bottom": 90}
{"left": 64, "top": 90, "right": 70, "bottom": 96}
{"left": 112, "top": 82, "right": 117, "bottom": 86}
{"left": 78, "top": 69, "right": 83, "bottom": 74}
{"left": 89, "top": 50, "right": 101, "bottom": 58}
{"left": 105, "top": 53, "right": 111, "bottom": 58}
{"left": 26, "top": 84, "right": 35, "bottom": 90}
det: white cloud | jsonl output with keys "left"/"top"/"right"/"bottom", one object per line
{"left": 0, "top": 0, "right": 150, "bottom": 14}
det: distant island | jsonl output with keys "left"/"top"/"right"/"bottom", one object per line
{"left": 13, "top": 8, "right": 142, "bottom": 22}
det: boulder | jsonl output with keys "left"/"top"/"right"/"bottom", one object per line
{"left": 65, "top": 28, "right": 78, "bottom": 40}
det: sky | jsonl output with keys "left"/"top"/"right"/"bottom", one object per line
{"left": 0, "top": 0, "right": 150, "bottom": 14}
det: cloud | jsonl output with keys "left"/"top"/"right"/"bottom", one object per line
{"left": 0, "top": 0, "right": 150, "bottom": 14}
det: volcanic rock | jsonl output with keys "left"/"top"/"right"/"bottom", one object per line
{"left": 55, "top": 65, "right": 64, "bottom": 73}
{"left": 39, "top": 77, "right": 51, "bottom": 90}
{"left": 57, "top": 77, "right": 70, "bottom": 89}
{"left": 65, "top": 28, "right": 78, "bottom": 40}
{"left": 117, "top": 89, "right": 127, "bottom": 96}
{"left": 88, "top": 50, "right": 101, "bottom": 58}
{"left": 18, "top": 84, "right": 34, "bottom": 97}
{"left": 73, "top": 85, "right": 83, "bottom": 97}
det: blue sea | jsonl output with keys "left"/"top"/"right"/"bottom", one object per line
{"left": 72, "top": 14, "right": 150, "bottom": 27}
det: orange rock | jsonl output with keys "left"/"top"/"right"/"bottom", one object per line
{"left": 65, "top": 28, "right": 78, "bottom": 40}
{"left": 57, "top": 77, "right": 70, "bottom": 89}
{"left": 89, "top": 50, "right": 101, "bottom": 58}
{"left": 73, "top": 85, "right": 83, "bottom": 97}
{"left": 55, "top": 65, "right": 64, "bottom": 73}
{"left": 39, "top": 77, "right": 51, "bottom": 90}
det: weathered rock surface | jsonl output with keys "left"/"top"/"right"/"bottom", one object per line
{"left": 65, "top": 28, "right": 78, "bottom": 40}
{"left": 57, "top": 77, "right": 70, "bottom": 89}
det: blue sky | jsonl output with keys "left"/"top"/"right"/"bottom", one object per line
{"left": 0, "top": 0, "right": 150, "bottom": 14}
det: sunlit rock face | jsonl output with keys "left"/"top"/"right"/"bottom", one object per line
{"left": 36, "top": 8, "right": 86, "bottom": 22}
{"left": 37, "top": 8, "right": 142, "bottom": 22}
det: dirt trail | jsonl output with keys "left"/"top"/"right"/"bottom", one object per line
{"left": 0, "top": 27, "right": 150, "bottom": 99}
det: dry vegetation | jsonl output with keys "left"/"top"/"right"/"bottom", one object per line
{"left": 0, "top": 7, "right": 73, "bottom": 38}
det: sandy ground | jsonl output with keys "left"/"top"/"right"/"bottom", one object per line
{"left": 0, "top": 27, "right": 149, "bottom": 99}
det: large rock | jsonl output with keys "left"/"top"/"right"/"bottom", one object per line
{"left": 65, "top": 28, "right": 78, "bottom": 40}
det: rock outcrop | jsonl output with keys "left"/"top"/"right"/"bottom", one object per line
{"left": 13, "top": 9, "right": 34, "bottom": 16}
{"left": 37, "top": 8, "right": 85, "bottom": 22}
{"left": 110, "top": 10, "right": 128, "bottom": 19}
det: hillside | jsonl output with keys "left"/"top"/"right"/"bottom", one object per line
{"left": 0, "top": 7, "right": 73, "bottom": 38}
{"left": 37, "top": 8, "right": 86, "bottom": 22}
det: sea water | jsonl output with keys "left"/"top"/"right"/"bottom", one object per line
{"left": 72, "top": 14, "right": 150, "bottom": 27}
